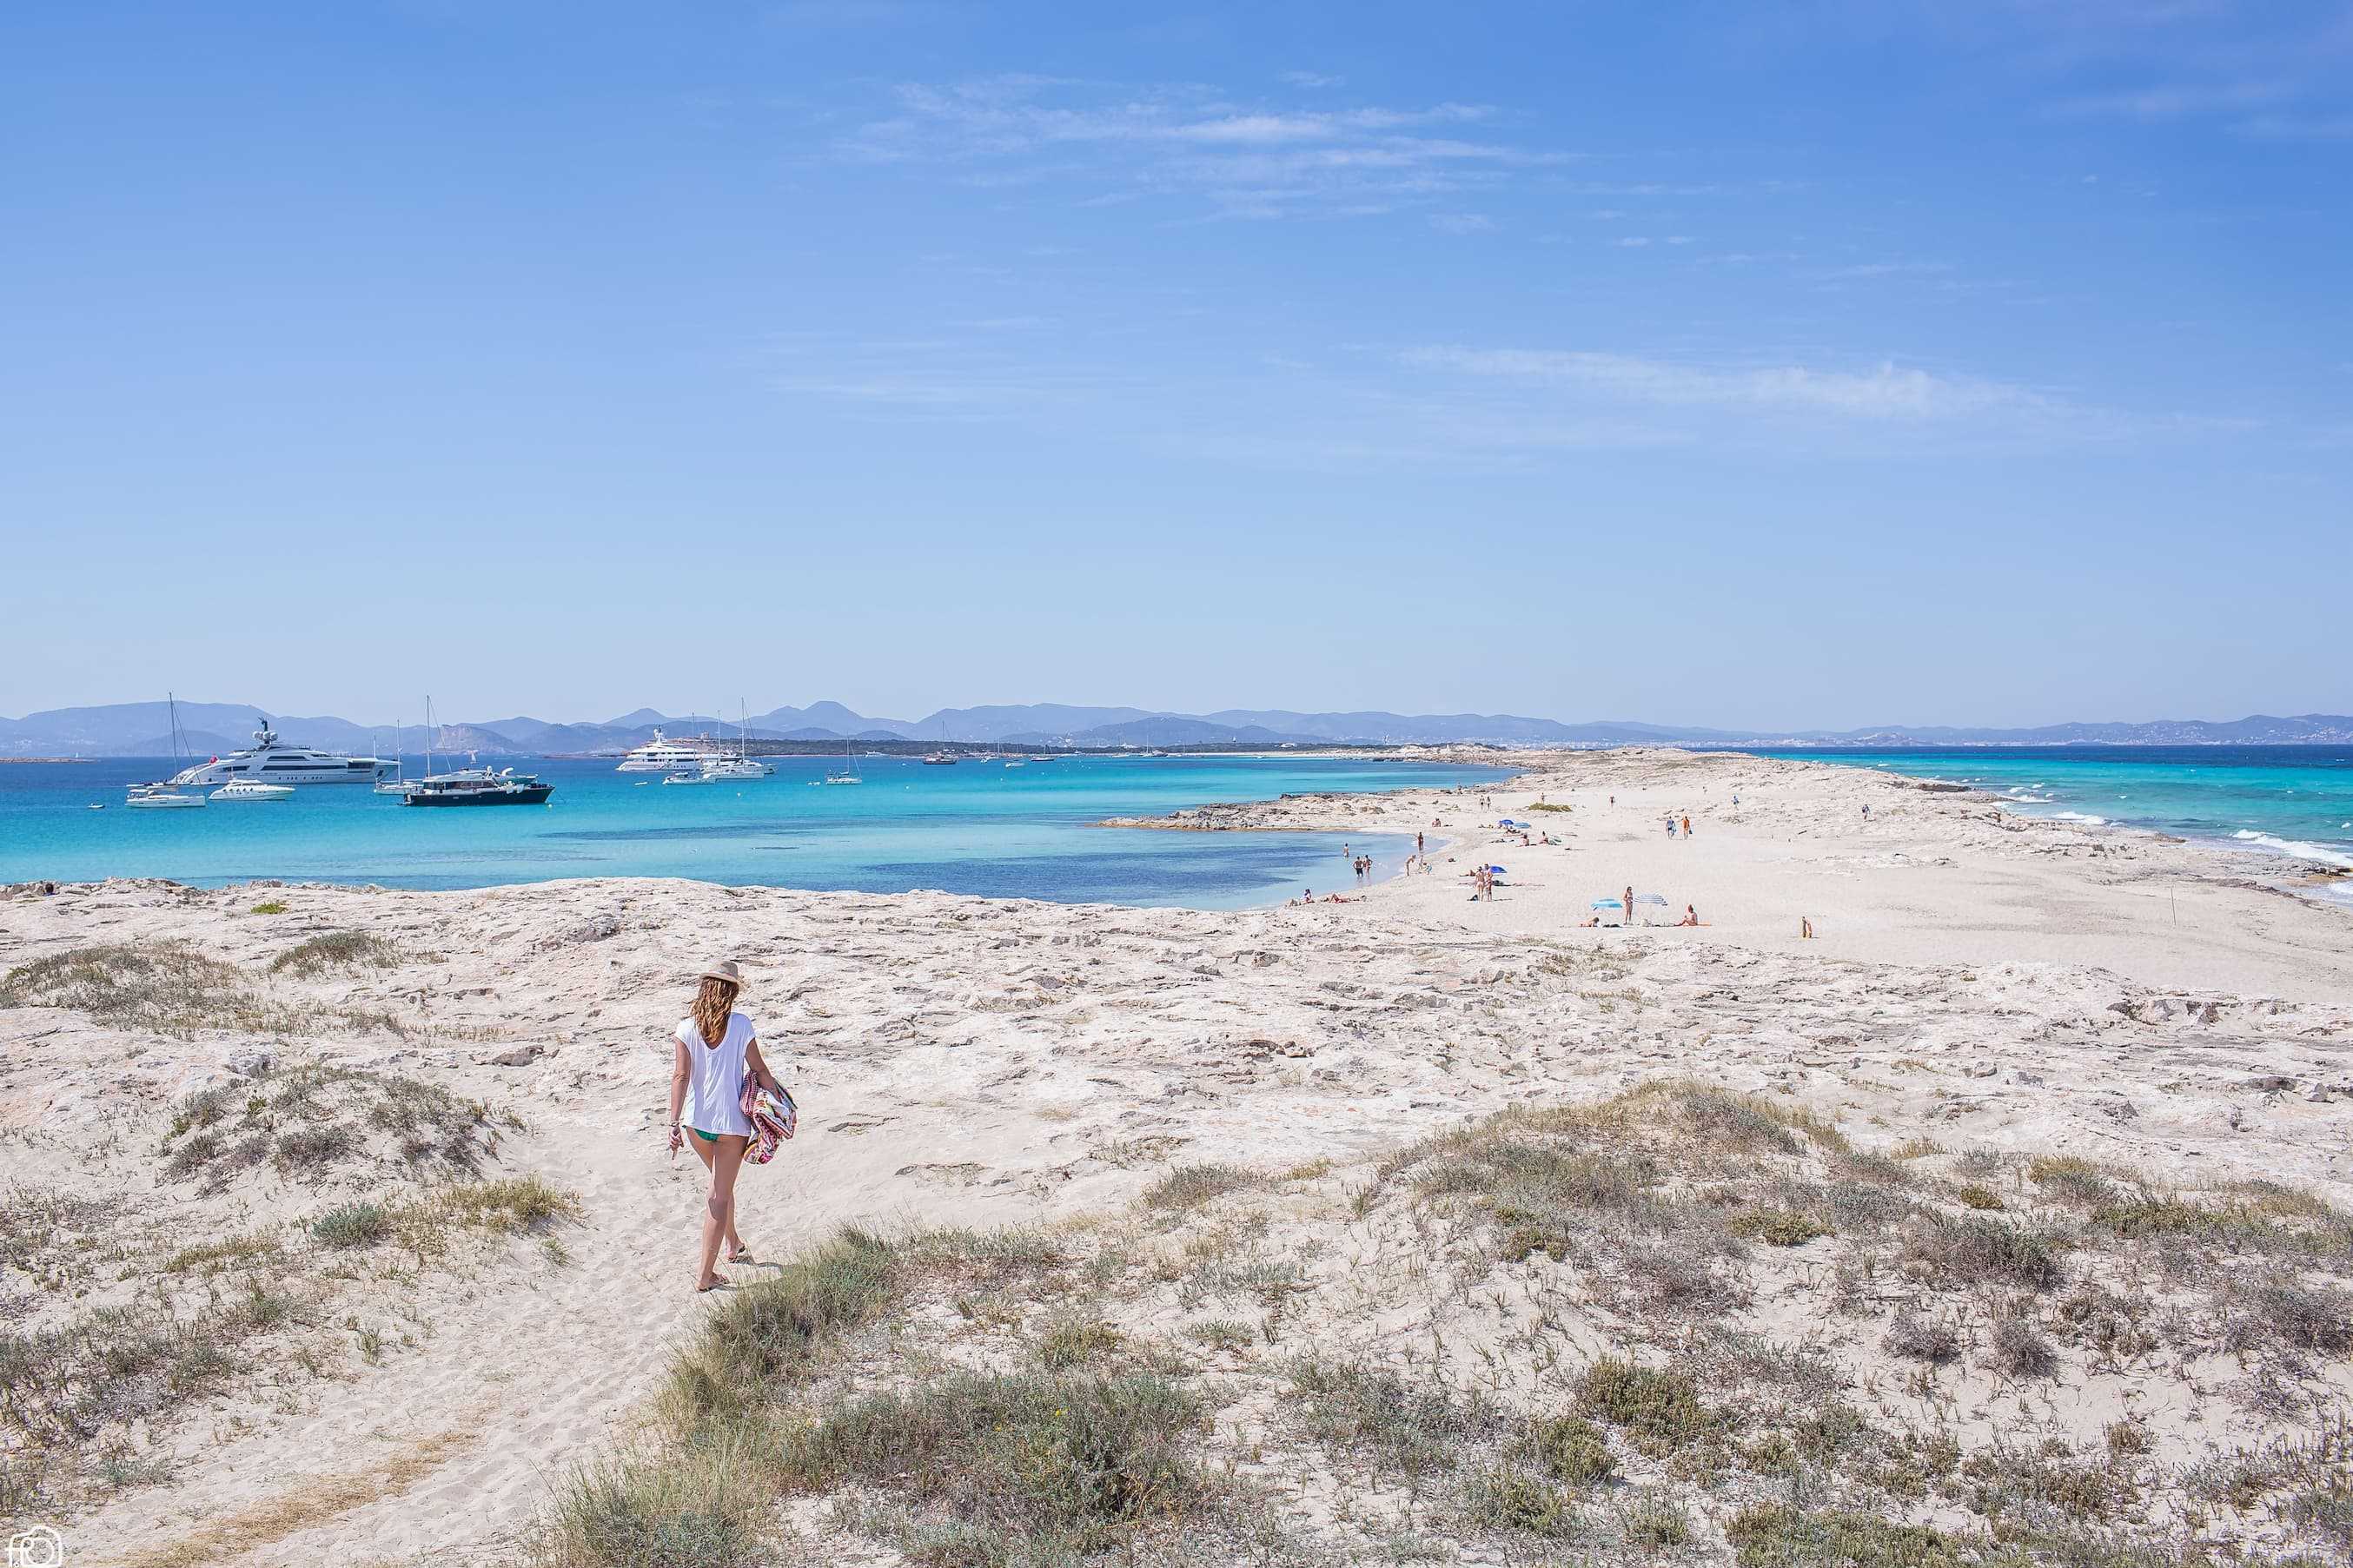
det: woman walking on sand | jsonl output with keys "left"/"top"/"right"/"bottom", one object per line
{"left": 666, "top": 959, "right": 785, "bottom": 1293}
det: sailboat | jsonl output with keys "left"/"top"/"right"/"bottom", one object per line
{"left": 698, "top": 700, "right": 774, "bottom": 780}
{"left": 126, "top": 694, "right": 208, "bottom": 808}
{"left": 374, "top": 718, "right": 409, "bottom": 793}
{"left": 824, "top": 733, "right": 862, "bottom": 785}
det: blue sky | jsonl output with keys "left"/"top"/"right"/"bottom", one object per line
{"left": 4, "top": 1, "right": 2347, "bottom": 730}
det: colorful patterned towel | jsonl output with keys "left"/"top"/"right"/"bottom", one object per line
{"left": 746, "top": 1086, "right": 798, "bottom": 1165}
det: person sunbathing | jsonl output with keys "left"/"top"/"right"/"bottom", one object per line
{"left": 1676, "top": 904, "right": 1703, "bottom": 926}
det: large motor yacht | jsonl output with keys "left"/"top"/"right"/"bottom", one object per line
{"left": 167, "top": 718, "right": 392, "bottom": 788}
{"left": 401, "top": 767, "right": 554, "bottom": 806}
{"left": 614, "top": 729, "right": 718, "bottom": 772}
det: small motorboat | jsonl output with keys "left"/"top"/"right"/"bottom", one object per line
{"left": 125, "top": 784, "right": 205, "bottom": 810}
{"left": 211, "top": 779, "right": 295, "bottom": 802}
{"left": 661, "top": 768, "right": 722, "bottom": 786}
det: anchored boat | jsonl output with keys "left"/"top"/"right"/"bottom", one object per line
{"left": 210, "top": 779, "right": 295, "bottom": 801}
{"left": 167, "top": 718, "right": 391, "bottom": 788}
{"left": 400, "top": 767, "right": 553, "bottom": 806}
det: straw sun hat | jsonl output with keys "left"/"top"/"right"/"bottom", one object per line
{"left": 699, "top": 960, "right": 743, "bottom": 986}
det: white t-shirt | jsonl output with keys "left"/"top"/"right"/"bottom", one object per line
{"left": 677, "top": 1010, "right": 756, "bottom": 1137}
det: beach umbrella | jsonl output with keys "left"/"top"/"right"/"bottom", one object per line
{"left": 1589, "top": 898, "right": 1622, "bottom": 910}
{"left": 1633, "top": 893, "right": 1669, "bottom": 906}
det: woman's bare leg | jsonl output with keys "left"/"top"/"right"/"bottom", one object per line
{"left": 686, "top": 1135, "right": 749, "bottom": 1261}
{"left": 697, "top": 1135, "right": 748, "bottom": 1290}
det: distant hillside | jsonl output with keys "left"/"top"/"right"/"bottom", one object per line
{"left": 6, "top": 699, "right": 2350, "bottom": 756}
{"left": 1805, "top": 715, "right": 2353, "bottom": 746}
{"left": 748, "top": 701, "right": 923, "bottom": 738}
{"left": 0, "top": 702, "right": 394, "bottom": 757}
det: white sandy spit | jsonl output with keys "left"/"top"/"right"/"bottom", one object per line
{"left": 1, "top": 749, "right": 2349, "bottom": 1565}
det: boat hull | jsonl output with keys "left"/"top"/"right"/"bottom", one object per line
{"left": 401, "top": 784, "right": 553, "bottom": 806}
{"left": 169, "top": 759, "right": 392, "bottom": 786}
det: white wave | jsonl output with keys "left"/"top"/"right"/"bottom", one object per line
{"left": 2230, "top": 830, "right": 2353, "bottom": 870}
{"left": 2045, "top": 810, "right": 2107, "bottom": 824}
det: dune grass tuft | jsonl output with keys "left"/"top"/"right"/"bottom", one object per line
{"left": 1142, "top": 1162, "right": 1257, "bottom": 1212}
{"left": 1576, "top": 1357, "right": 1723, "bottom": 1456}
{"left": 310, "top": 1203, "right": 391, "bottom": 1249}
{"left": 1289, "top": 1357, "right": 1504, "bottom": 1479}
{"left": 269, "top": 930, "right": 403, "bottom": 977}
{"left": 783, "top": 1370, "right": 1208, "bottom": 1552}
{"left": 0, "top": 942, "right": 279, "bottom": 1038}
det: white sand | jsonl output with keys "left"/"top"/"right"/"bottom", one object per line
{"left": 3, "top": 748, "right": 2349, "bottom": 1563}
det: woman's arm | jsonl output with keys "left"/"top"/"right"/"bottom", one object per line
{"left": 746, "top": 1037, "right": 782, "bottom": 1097}
{"left": 667, "top": 1034, "right": 690, "bottom": 1150}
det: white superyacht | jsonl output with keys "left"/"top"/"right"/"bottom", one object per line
{"left": 167, "top": 718, "right": 393, "bottom": 788}
{"left": 614, "top": 729, "right": 718, "bottom": 772}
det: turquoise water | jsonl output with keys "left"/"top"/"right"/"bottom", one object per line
{"left": 0, "top": 754, "right": 1508, "bottom": 908}
{"left": 1769, "top": 747, "right": 2353, "bottom": 883}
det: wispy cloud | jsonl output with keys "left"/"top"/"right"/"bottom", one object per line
{"left": 1402, "top": 345, "right": 2089, "bottom": 429}
{"left": 757, "top": 323, "right": 2146, "bottom": 469}
{"left": 2057, "top": 78, "right": 2287, "bottom": 121}
{"left": 1279, "top": 70, "right": 1344, "bottom": 89}
{"left": 827, "top": 76, "right": 1574, "bottom": 220}
{"left": 1429, "top": 212, "right": 1495, "bottom": 234}
{"left": 1810, "top": 259, "right": 1955, "bottom": 281}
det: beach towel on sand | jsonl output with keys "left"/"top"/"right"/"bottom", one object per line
{"left": 746, "top": 1086, "right": 798, "bottom": 1165}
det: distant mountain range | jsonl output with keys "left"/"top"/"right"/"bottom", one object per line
{"left": 3, "top": 699, "right": 2349, "bottom": 757}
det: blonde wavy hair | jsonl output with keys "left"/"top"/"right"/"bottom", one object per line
{"left": 690, "top": 975, "right": 739, "bottom": 1049}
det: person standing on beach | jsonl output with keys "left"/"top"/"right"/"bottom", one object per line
{"left": 1416, "top": 831, "right": 1425, "bottom": 857}
{"left": 1623, "top": 884, "right": 1634, "bottom": 928}
{"left": 1681, "top": 814, "right": 1692, "bottom": 837}
{"left": 666, "top": 960, "right": 784, "bottom": 1293}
